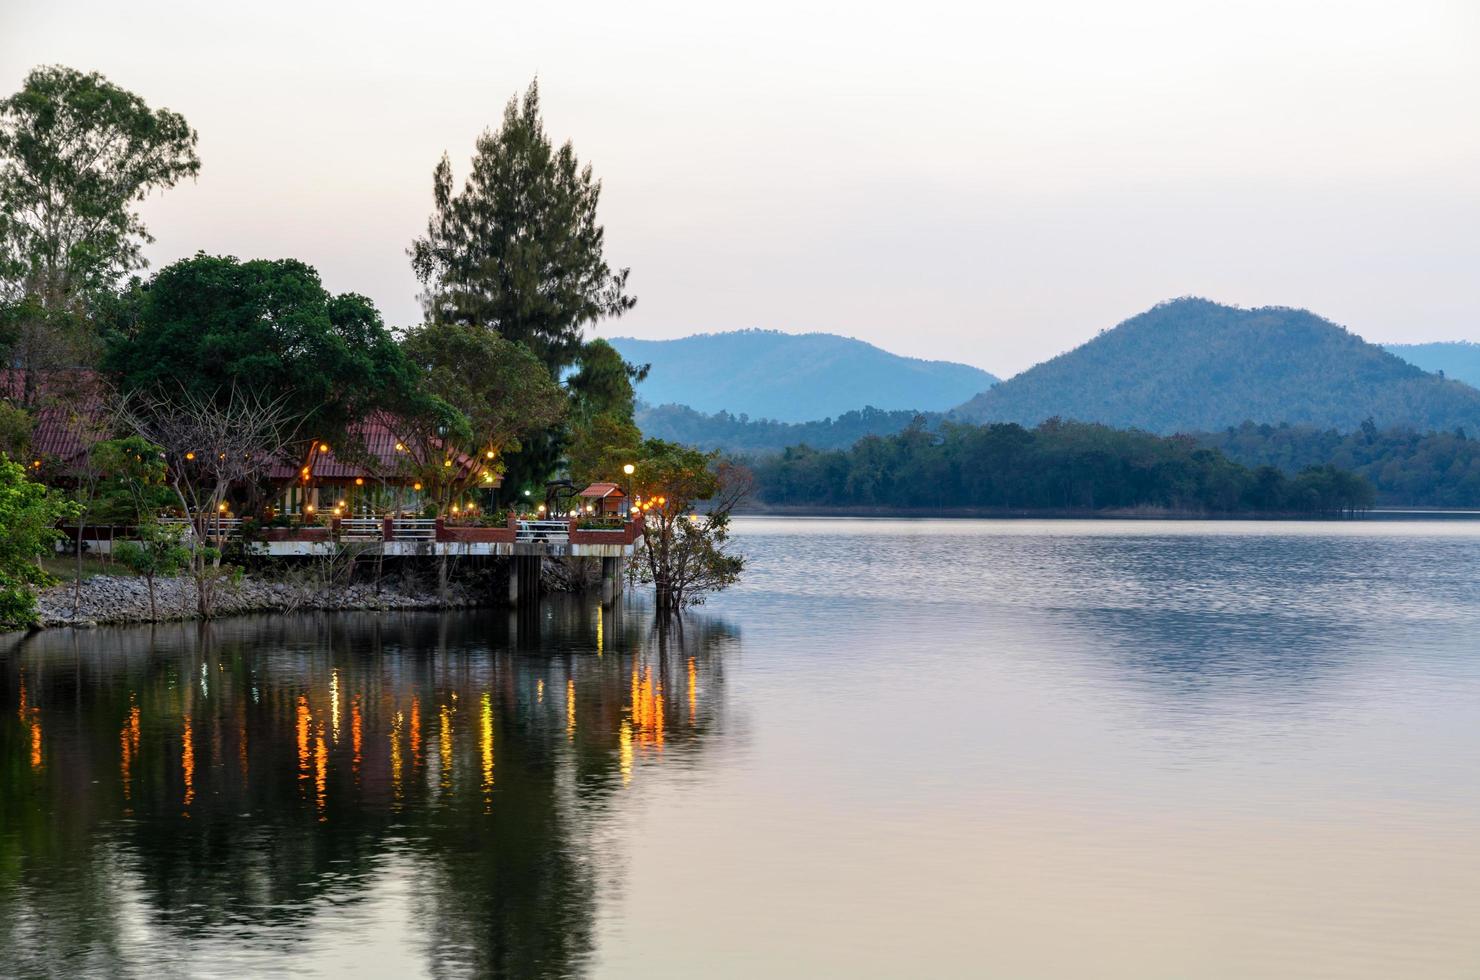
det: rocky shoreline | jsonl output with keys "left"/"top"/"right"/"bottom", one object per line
{"left": 33, "top": 556, "right": 612, "bottom": 629}
{"left": 35, "top": 574, "right": 487, "bottom": 628}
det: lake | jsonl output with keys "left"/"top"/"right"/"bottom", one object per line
{"left": 3, "top": 517, "right": 1480, "bottom": 978}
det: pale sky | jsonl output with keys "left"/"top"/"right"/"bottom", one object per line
{"left": 3, "top": 0, "right": 1477, "bottom": 376}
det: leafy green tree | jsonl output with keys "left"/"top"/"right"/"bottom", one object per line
{"left": 397, "top": 322, "right": 566, "bottom": 510}
{"left": 565, "top": 338, "right": 647, "bottom": 486}
{"left": 410, "top": 80, "right": 635, "bottom": 376}
{"left": 113, "top": 522, "right": 188, "bottom": 621}
{"left": 105, "top": 254, "right": 422, "bottom": 452}
{"left": 0, "top": 454, "right": 77, "bottom": 628}
{"left": 0, "top": 66, "right": 199, "bottom": 403}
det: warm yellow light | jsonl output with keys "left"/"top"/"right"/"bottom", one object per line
{"left": 395, "top": 442, "right": 406, "bottom": 452}
{"left": 485, "top": 450, "right": 495, "bottom": 459}
{"left": 185, "top": 452, "right": 195, "bottom": 461}
{"left": 319, "top": 443, "right": 330, "bottom": 453}
{"left": 354, "top": 477, "right": 364, "bottom": 486}
{"left": 337, "top": 500, "right": 347, "bottom": 508}
{"left": 537, "top": 504, "right": 546, "bottom": 513}
{"left": 218, "top": 503, "right": 227, "bottom": 512}
{"left": 306, "top": 504, "right": 316, "bottom": 514}
{"left": 301, "top": 466, "right": 310, "bottom": 476}
{"left": 30, "top": 459, "right": 40, "bottom": 469}
{"left": 586, "top": 505, "right": 594, "bottom": 513}
{"left": 623, "top": 463, "right": 635, "bottom": 475}
{"left": 451, "top": 504, "right": 460, "bottom": 513}
{"left": 443, "top": 459, "right": 452, "bottom": 468}
{"left": 413, "top": 482, "right": 422, "bottom": 491}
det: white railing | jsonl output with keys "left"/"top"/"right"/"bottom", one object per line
{"left": 338, "top": 517, "right": 384, "bottom": 539}
{"left": 517, "top": 519, "right": 570, "bottom": 542}
{"left": 391, "top": 518, "right": 437, "bottom": 541}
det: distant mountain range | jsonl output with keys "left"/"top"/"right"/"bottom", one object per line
{"left": 1384, "top": 342, "right": 1480, "bottom": 389}
{"left": 607, "top": 330, "right": 997, "bottom": 423}
{"left": 953, "top": 298, "right": 1480, "bottom": 434}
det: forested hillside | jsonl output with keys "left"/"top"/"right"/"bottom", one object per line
{"left": 1199, "top": 421, "right": 1480, "bottom": 507}
{"left": 1385, "top": 342, "right": 1480, "bottom": 389}
{"left": 610, "top": 330, "right": 996, "bottom": 422}
{"left": 636, "top": 402, "right": 931, "bottom": 453}
{"left": 954, "top": 298, "right": 1480, "bottom": 434}
{"left": 750, "top": 420, "right": 1372, "bottom": 515}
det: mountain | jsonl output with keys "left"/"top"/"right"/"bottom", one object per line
{"left": 607, "top": 330, "right": 997, "bottom": 423}
{"left": 953, "top": 298, "right": 1480, "bottom": 434}
{"left": 1384, "top": 342, "right": 1480, "bottom": 389}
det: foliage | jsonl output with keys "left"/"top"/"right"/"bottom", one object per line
{"left": 0, "top": 66, "right": 198, "bottom": 400}
{"left": 637, "top": 402, "right": 933, "bottom": 455}
{"left": 956, "top": 298, "right": 1480, "bottom": 435}
{"left": 113, "top": 520, "right": 188, "bottom": 620}
{"left": 0, "top": 402, "right": 32, "bottom": 458}
{"left": 409, "top": 79, "right": 634, "bottom": 376}
{"left": 750, "top": 418, "right": 1374, "bottom": 515}
{"left": 629, "top": 438, "right": 749, "bottom": 611}
{"left": 105, "top": 254, "right": 422, "bottom": 452}
{"left": 396, "top": 321, "right": 566, "bottom": 510}
{"left": 1199, "top": 420, "right": 1480, "bottom": 507}
{"left": 610, "top": 329, "right": 997, "bottom": 422}
{"left": 88, "top": 435, "right": 170, "bottom": 524}
{"left": 0, "top": 453, "right": 77, "bottom": 629}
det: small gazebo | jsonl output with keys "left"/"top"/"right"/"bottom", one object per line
{"left": 576, "top": 481, "right": 627, "bottom": 517}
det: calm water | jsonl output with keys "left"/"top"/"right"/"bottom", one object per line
{"left": 4, "top": 517, "right": 1480, "bottom": 978}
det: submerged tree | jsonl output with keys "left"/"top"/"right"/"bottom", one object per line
{"left": 629, "top": 439, "right": 750, "bottom": 613}
{"left": 0, "top": 66, "right": 199, "bottom": 404}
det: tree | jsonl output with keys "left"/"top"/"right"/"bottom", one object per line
{"left": 105, "top": 254, "right": 421, "bottom": 455}
{"left": 0, "top": 453, "right": 77, "bottom": 629}
{"left": 397, "top": 322, "right": 567, "bottom": 510}
{"left": 410, "top": 79, "right": 635, "bottom": 376}
{"left": 113, "top": 522, "right": 188, "bottom": 621}
{"left": 629, "top": 439, "right": 749, "bottom": 613}
{"left": 119, "top": 384, "right": 297, "bottom": 618}
{"left": 0, "top": 66, "right": 199, "bottom": 405}
{"left": 565, "top": 339, "right": 647, "bottom": 487}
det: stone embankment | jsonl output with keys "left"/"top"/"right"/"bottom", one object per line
{"left": 36, "top": 574, "right": 484, "bottom": 628}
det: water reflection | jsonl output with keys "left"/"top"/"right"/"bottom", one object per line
{"left": 0, "top": 600, "right": 736, "bottom": 978}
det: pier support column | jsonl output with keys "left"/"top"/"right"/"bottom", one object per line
{"left": 507, "top": 559, "right": 520, "bottom": 606}
{"left": 601, "top": 556, "right": 616, "bottom": 605}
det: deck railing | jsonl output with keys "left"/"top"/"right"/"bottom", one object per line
{"left": 516, "top": 519, "right": 570, "bottom": 542}
{"left": 390, "top": 518, "right": 437, "bottom": 541}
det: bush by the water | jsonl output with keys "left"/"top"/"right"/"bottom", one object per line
{"left": 750, "top": 419, "right": 1374, "bottom": 514}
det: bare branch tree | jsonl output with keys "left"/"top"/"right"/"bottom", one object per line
{"left": 118, "top": 383, "right": 302, "bottom": 617}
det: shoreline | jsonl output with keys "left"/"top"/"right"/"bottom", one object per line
{"left": 33, "top": 574, "right": 489, "bottom": 629}
{"left": 733, "top": 504, "right": 1376, "bottom": 520}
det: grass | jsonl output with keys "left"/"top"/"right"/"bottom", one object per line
{"left": 40, "top": 554, "right": 136, "bottom": 582}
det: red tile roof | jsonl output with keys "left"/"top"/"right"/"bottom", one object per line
{"left": 579, "top": 482, "right": 625, "bottom": 498}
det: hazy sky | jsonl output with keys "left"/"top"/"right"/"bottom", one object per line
{"left": 4, "top": 0, "right": 1477, "bottom": 376}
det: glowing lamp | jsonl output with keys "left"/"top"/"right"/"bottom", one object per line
{"left": 185, "top": 452, "right": 195, "bottom": 461}
{"left": 306, "top": 504, "right": 316, "bottom": 514}
{"left": 395, "top": 442, "right": 406, "bottom": 452}
{"left": 485, "top": 450, "right": 495, "bottom": 459}
{"left": 623, "top": 463, "right": 635, "bottom": 475}
{"left": 355, "top": 477, "right": 364, "bottom": 486}
{"left": 319, "top": 443, "right": 330, "bottom": 453}
{"left": 443, "top": 459, "right": 452, "bottom": 468}
{"left": 413, "top": 482, "right": 423, "bottom": 491}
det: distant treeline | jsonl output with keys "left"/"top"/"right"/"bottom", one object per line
{"left": 1200, "top": 421, "right": 1480, "bottom": 507}
{"left": 747, "top": 419, "right": 1374, "bottom": 515}
{"left": 637, "top": 402, "right": 932, "bottom": 453}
